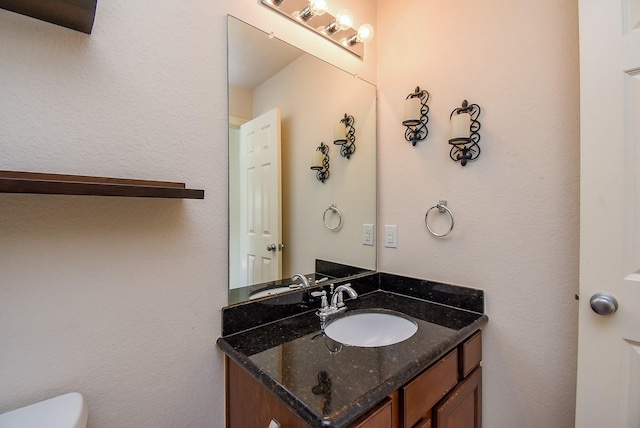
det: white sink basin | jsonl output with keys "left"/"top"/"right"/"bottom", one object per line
{"left": 249, "top": 287, "right": 292, "bottom": 300}
{"left": 324, "top": 310, "right": 418, "bottom": 347}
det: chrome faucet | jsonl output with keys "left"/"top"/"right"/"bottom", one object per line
{"left": 331, "top": 284, "right": 358, "bottom": 309}
{"left": 290, "top": 273, "right": 310, "bottom": 288}
{"left": 313, "top": 283, "right": 358, "bottom": 322}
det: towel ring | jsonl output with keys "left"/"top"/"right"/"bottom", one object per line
{"left": 323, "top": 204, "right": 342, "bottom": 231}
{"left": 425, "top": 200, "right": 454, "bottom": 238}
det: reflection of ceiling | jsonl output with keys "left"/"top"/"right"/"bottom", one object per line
{"left": 228, "top": 20, "right": 304, "bottom": 89}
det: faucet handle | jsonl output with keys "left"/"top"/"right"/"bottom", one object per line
{"left": 335, "top": 291, "right": 345, "bottom": 308}
{"left": 311, "top": 290, "right": 328, "bottom": 309}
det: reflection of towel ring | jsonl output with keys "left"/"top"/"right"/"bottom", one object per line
{"left": 425, "top": 200, "right": 454, "bottom": 238}
{"left": 323, "top": 204, "right": 342, "bottom": 231}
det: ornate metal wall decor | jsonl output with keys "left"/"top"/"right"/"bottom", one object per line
{"left": 311, "top": 142, "right": 330, "bottom": 182}
{"left": 402, "top": 86, "right": 430, "bottom": 146}
{"left": 334, "top": 113, "right": 356, "bottom": 159}
{"left": 449, "top": 100, "right": 481, "bottom": 166}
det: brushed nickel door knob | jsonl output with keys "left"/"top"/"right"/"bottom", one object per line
{"left": 590, "top": 292, "right": 618, "bottom": 316}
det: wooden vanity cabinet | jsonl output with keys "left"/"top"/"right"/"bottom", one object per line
{"left": 350, "top": 395, "right": 395, "bottom": 428}
{"left": 402, "top": 348, "right": 459, "bottom": 428}
{"left": 435, "top": 367, "right": 481, "bottom": 428}
{"left": 407, "top": 330, "right": 482, "bottom": 428}
{"left": 225, "top": 331, "right": 482, "bottom": 428}
{"left": 226, "top": 358, "right": 310, "bottom": 428}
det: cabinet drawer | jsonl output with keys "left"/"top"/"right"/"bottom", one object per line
{"left": 350, "top": 397, "right": 393, "bottom": 428}
{"left": 436, "top": 366, "right": 482, "bottom": 428}
{"left": 460, "top": 331, "right": 482, "bottom": 378}
{"left": 413, "top": 414, "right": 432, "bottom": 428}
{"left": 402, "top": 348, "right": 458, "bottom": 428}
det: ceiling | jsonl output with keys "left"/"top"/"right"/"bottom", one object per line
{"left": 228, "top": 19, "right": 304, "bottom": 89}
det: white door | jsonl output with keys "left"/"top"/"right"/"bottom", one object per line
{"left": 239, "top": 108, "right": 282, "bottom": 287}
{"left": 576, "top": 0, "right": 640, "bottom": 426}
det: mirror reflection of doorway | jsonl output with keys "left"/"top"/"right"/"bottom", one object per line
{"left": 231, "top": 108, "right": 282, "bottom": 289}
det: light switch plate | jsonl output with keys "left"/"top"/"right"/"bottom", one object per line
{"left": 363, "top": 224, "right": 374, "bottom": 246}
{"left": 384, "top": 225, "right": 397, "bottom": 248}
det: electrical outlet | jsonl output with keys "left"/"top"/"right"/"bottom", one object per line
{"left": 363, "top": 224, "right": 374, "bottom": 246}
{"left": 384, "top": 225, "right": 397, "bottom": 248}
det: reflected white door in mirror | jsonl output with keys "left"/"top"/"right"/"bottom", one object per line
{"left": 227, "top": 16, "right": 376, "bottom": 304}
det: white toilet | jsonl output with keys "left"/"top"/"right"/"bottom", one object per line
{"left": 0, "top": 392, "right": 88, "bottom": 428}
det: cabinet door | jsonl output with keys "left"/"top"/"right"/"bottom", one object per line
{"left": 226, "top": 357, "right": 310, "bottom": 428}
{"left": 435, "top": 367, "right": 482, "bottom": 428}
{"left": 403, "top": 349, "right": 458, "bottom": 428}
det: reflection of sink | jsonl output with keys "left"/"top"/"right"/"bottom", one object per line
{"left": 249, "top": 287, "right": 292, "bottom": 300}
{"left": 324, "top": 310, "right": 418, "bottom": 347}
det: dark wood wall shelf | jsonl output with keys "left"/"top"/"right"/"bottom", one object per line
{"left": 0, "top": 171, "right": 205, "bottom": 199}
{"left": 0, "top": 0, "right": 97, "bottom": 34}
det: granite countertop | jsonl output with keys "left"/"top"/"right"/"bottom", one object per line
{"left": 217, "top": 273, "right": 488, "bottom": 427}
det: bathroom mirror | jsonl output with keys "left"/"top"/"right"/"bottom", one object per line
{"left": 228, "top": 16, "right": 376, "bottom": 304}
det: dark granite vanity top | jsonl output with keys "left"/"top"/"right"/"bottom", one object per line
{"left": 217, "top": 272, "right": 488, "bottom": 427}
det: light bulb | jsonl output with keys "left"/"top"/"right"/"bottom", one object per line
{"left": 356, "top": 23, "right": 374, "bottom": 43}
{"left": 309, "top": 0, "right": 328, "bottom": 16}
{"left": 335, "top": 9, "right": 354, "bottom": 31}
{"left": 298, "top": 0, "right": 328, "bottom": 21}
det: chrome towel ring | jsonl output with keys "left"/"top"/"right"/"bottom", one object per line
{"left": 425, "top": 200, "right": 454, "bottom": 238}
{"left": 323, "top": 204, "right": 343, "bottom": 231}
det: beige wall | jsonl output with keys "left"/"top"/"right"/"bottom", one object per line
{"left": 0, "top": 0, "right": 580, "bottom": 427}
{"left": 0, "top": 0, "right": 375, "bottom": 427}
{"left": 377, "top": 0, "right": 580, "bottom": 427}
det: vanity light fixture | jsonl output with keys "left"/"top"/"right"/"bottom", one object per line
{"left": 322, "top": 9, "right": 353, "bottom": 35}
{"left": 334, "top": 113, "right": 355, "bottom": 159}
{"left": 298, "top": 0, "right": 328, "bottom": 21}
{"left": 311, "top": 142, "right": 330, "bottom": 183}
{"left": 344, "top": 23, "right": 374, "bottom": 46}
{"left": 402, "top": 86, "right": 430, "bottom": 146}
{"left": 449, "top": 100, "right": 482, "bottom": 166}
{"left": 259, "top": 0, "right": 373, "bottom": 58}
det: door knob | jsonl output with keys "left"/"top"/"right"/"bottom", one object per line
{"left": 266, "top": 244, "right": 277, "bottom": 252}
{"left": 590, "top": 292, "right": 618, "bottom": 316}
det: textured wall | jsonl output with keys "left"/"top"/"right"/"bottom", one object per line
{"left": 0, "top": 0, "right": 580, "bottom": 426}
{"left": 0, "top": 1, "right": 227, "bottom": 427}
{"left": 0, "top": 0, "right": 375, "bottom": 427}
{"left": 376, "top": 0, "right": 580, "bottom": 426}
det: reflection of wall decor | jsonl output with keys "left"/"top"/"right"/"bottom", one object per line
{"left": 260, "top": 0, "right": 374, "bottom": 58}
{"left": 334, "top": 113, "right": 355, "bottom": 159}
{"left": 311, "top": 142, "right": 330, "bottom": 182}
{"left": 449, "top": 100, "right": 482, "bottom": 166}
{"left": 311, "top": 370, "right": 332, "bottom": 415}
{"left": 402, "top": 86, "right": 430, "bottom": 146}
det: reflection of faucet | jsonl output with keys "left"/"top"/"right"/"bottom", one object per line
{"left": 290, "top": 273, "right": 310, "bottom": 288}
{"left": 314, "top": 283, "right": 358, "bottom": 322}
